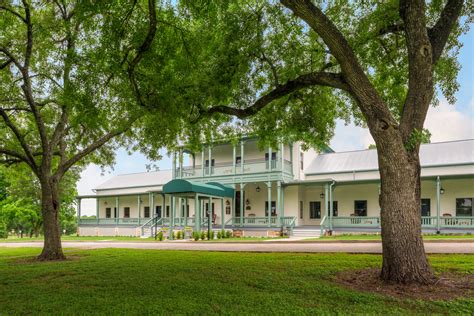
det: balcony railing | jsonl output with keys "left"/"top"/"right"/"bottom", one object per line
{"left": 176, "top": 159, "right": 293, "bottom": 179}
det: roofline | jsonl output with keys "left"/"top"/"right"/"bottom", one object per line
{"left": 318, "top": 138, "right": 474, "bottom": 156}
{"left": 95, "top": 184, "right": 165, "bottom": 191}
{"left": 304, "top": 162, "right": 474, "bottom": 176}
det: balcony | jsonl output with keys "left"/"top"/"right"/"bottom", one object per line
{"left": 176, "top": 158, "right": 293, "bottom": 179}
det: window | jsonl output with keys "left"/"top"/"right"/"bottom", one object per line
{"left": 309, "top": 201, "right": 321, "bottom": 219}
{"left": 299, "top": 201, "right": 303, "bottom": 219}
{"left": 354, "top": 200, "right": 367, "bottom": 216}
{"left": 300, "top": 152, "right": 304, "bottom": 170}
{"left": 421, "top": 199, "right": 431, "bottom": 217}
{"left": 181, "top": 204, "right": 190, "bottom": 217}
{"left": 205, "top": 203, "right": 215, "bottom": 217}
{"left": 123, "top": 207, "right": 130, "bottom": 218}
{"left": 327, "top": 201, "right": 338, "bottom": 217}
{"left": 456, "top": 198, "right": 473, "bottom": 216}
{"left": 166, "top": 206, "right": 170, "bottom": 217}
{"left": 205, "top": 159, "right": 215, "bottom": 167}
{"left": 265, "top": 152, "right": 277, "bottom": 169}
{"left": 144, "top": 206, "right": 150, "bottom": 218}
{"left": 265, "top": 152, "right": 277, "bottom": 160}
{"left": 236, "top": 156, "right": 241, "bottom": 164}
{"left": 105, "top": 207, "right": 111, "bottom": 218}
{"left": 114, "top": 207, "right": 117, "bottom": 218}
{"left": 155, "top": 206, "right": 162, "bottom": 217}
{"left": 265, "top": 201, "right": 276, "bottom": 216}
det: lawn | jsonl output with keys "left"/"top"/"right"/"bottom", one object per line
{"left": 0, "top": 248, "right": 472, "bottom": 314}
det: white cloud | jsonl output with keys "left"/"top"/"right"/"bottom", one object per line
{"left": 77, "top": 164, "right": 112, "bottom": 216}
{"left": 424, "top": 98, "right": 474, "bottom": 142}
{"left": 330, "top": 120, "right": 374, "bottom": 152}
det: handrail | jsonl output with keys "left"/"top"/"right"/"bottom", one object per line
{"left": 320, "top": 216, "right": 327, "bottom": 235}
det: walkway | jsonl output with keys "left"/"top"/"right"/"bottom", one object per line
{"left": 1, "top": 241, "right": 473, "bottom": 253}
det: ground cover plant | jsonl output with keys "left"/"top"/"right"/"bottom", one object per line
{"left": 0, "top": 248, "right": 472, "bottom": 314}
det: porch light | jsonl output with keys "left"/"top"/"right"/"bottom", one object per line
{"left": 320, "top": 193, "right": 325, "bottom": 199}
{"left": 104, "top": 201, "right": 108, "bottom": 205}
{"left": 440, "top": 187, "right": 445, "bottom": 194}
{"left": 225, "top": 200, "right": 230, "bottom": 206}
{"left": 246, "top": 199, "right": 250, "bottom": 206}
{"left": 256, "top": 186, "right": 261, "bottom": 193}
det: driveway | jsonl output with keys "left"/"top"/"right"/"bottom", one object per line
{"left": 1, "top": 241, "right": 473, "bottom": 253}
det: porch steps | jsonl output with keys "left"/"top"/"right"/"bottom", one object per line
{"left": 291, "top": 228, "right": 321, "bottom": 239}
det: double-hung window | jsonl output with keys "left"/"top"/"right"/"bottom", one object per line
{"left": 309, "top": 201, "right": 321, "bottom": 219}
{"left": 456, "top": 198, "right": 473, "bottom": 216}
{"left": 354, "top": 200, "right": 367, "bottom": 216}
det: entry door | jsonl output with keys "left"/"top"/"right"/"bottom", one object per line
{"left": 421, "top": 199, "right": 430, "bottom": 216}
{"left": 235, "top": 191, "right": 245, "bottom": 217}
{"left": 155, "top": 205, "right": 162, "bottom": 218}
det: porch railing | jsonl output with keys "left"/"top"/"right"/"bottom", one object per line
{"left": 225, "top": 216, "right": 296, "bottom": 228}
{"left": 329, "top": 216, "right": 474, "bottom": 229}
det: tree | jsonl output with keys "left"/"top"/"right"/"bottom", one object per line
{"left": 0, "top": 0, "right": 160, "bottom": 259}
{"left": 134, "top": 1, "right": 470, "bottom": 284}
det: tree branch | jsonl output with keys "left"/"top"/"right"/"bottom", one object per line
{"left": 428, "top": 0, "right": 464, "bottom": 64}
{"left": 0, "top": 4, "right": 27, "bottom": 23}
{"left": 198, "top": 71, "right": 350, "bottom": 120}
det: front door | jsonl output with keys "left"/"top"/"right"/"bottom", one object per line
{"left": 155, "top": 205, "right": 162, "bottom": 218}
{"left": 235, "top": 191, "right": 245, "bottom": 217}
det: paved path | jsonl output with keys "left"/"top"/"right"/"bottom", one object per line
{"left": 1, "top": 241, "right": 473, "bottom": 253}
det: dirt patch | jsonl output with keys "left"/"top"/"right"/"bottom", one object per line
{"left": 334, "top": 268, "right": 474, "bottom": 301}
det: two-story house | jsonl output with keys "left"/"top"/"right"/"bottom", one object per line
{"left": 77, "top": 138, "right": 474, "bottom": 237}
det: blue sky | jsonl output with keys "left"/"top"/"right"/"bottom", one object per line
{"left": 77, "top": 28, "right": 473, "bottom": 213}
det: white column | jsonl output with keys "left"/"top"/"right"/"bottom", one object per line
{"left": 267, "top": 181, "right": 272, "bottom": 227}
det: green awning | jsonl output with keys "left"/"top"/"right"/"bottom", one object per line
{"left": 206, "top": 182, "right": 235, "bottom": 197}
{"left": 162, "top": 179, "right": 234, "bottom": 198}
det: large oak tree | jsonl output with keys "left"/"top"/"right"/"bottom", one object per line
{"left": 133, "top": 0, "right": 471, "bottom": 284}
{"left": 0, "top": 0, "right": 166, "bottom": 260}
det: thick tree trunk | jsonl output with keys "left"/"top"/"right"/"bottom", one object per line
{"left": 37, "top": 178, "right": 65, "bottom": 261}
{"left": 378, "top": 145, "right": 435, "bottom": 284}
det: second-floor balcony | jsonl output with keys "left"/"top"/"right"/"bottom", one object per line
{"left": 176, "top": 158, "right": 293, "bottom": 179}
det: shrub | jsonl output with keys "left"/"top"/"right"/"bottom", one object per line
{"left": 217, "top": 230, "right": 222, "bottom": 239}
{"left": 192, "top": 231, "right": 200, "bottom": 241}
{"left": 176, "top": 231, "right": 181, "bottom": 240}
{"left": 207, "top": 230, "right": 214, "bottom": 240}
{"left": 0, "top": 222, "right": 7, "bottom": 239}
{"left": 220, "top": 230, "right": 226, "bottom": 238}
{"left": 200, "top": 231, "right": 206, "bottom": 240}
{"left": 157, "top": 231, "right": 164, "bottom": 241}
{"left": 225, "top": 230, "right": 232, "bottom": 238}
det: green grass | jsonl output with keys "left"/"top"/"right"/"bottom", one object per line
{"left": 0, "top": 248, "right": 472, "bottom": 314}
{"left": 0, "top": 236, "right": 284, "bottom": 243}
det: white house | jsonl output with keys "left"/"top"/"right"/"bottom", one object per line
{"left": 77, "top": 138, "right": 474, "bottom": 237}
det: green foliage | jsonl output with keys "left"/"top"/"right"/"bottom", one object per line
{"left": 405, "top": 129, "right": 432, "bottom": 151}
{"left": 207, "top": 230, "right": 214, "bottom": 240}
{"left": 217, "top": 230, "right": 222, "bottom": 239}
{"left": 0, "top": 220, "right": 7, "bottom": 238}
{"left": 200, "top": 231, "right": 206, "bottom": 240}
{"left": 225, "top": 230, "right": 232, "bottom": 238}
{"left": 192, "top": 231, "right": 200, "bottom": 241}
{"left": 157, "top": 231, "right": 164, "bottom": 241}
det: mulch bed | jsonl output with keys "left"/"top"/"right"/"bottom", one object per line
{"left": 334, "top": 268, "right": 474, "bottom": 301}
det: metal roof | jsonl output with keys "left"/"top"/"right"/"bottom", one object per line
{"left": 94, "top": 170, "right": 172, "bottom": 191}
{"left": 305, "top": 139, "right": 474, "bottom": 175}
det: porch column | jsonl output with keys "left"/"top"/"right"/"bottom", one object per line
{"left": 201, "top": 146, "right": 205, "bottom": 177}
{"left": 268, "top": 147, "right": 272, "bottom": 171}
{"left": 179, "top": 148, "right": 183, "bottom": 178}
{"left": 208, "top": 196, "right": 212, "bottom": 238}
{"left": 151, "top": 193, "right": 155, "bottom": 218}
{"left": 172, "top": 151, "right": 177, "bottom": 179}
{"left": 170, "top": 196, "right": 175, "bottom": 239}
{"left": 329, "top": 184, "right": 334, "bottom": 231}
{"left": 232, "top": 144, "right": 236, "bottom": 174}
{"left": 289, "top": 143, "right": 294, "bottom": 176}
{"left": 161, "top": 193, "right": 165, "bottom": 218}
{"left": 240, "top": 141, "right": 245, "bottom": 174}
{"left": 221, "top": 198, "right": 225, "bottom": 228}
{"left": 137, "top": 195, "right": 141, "bottom": 225}
{"left": 240, "top": 183, "right": 245, "bottom": 227}
{"left": 96, "top": 198, "right": 99, "bottom": 224}
{"left": 77, "top": 198, "right": 81, "bottom": 223}
{"left": 436, "top": 176, "right": 441, "bottom": 233}
{"left": 195, "top": 194, "right": 200, "bottom": 231}
{"left": 281, "top": 186, "right": 285, "bottom": 218}
{"left": 280, "top": 142, "right": 284, "bottom": 171}
{"left": 324, "top": 184, "right": 329, "bottom": 230}
{"left": 277, "top": 181, "right": 281, "bottom": 226}
{"left": 185, "top": 197, "right": 189, "bottom": 226}
{"left": 208, "top": 146, "right": 212, "bottom": 176}
{"left": 267, "top": 181, "right": 272, "bottom": 227}
{"left": 115, "top": 196, "right": 119, "bottom": 224}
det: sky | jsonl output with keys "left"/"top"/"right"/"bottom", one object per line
{"left": 77, "top": 29, "right": 474, "bottom": 215}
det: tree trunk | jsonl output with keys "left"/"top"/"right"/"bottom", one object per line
{"left": 378, "top": 144, "right": 434, "bottom": 284}
{"left": 37, "top": 178, "right": 65, "bottom": 261}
